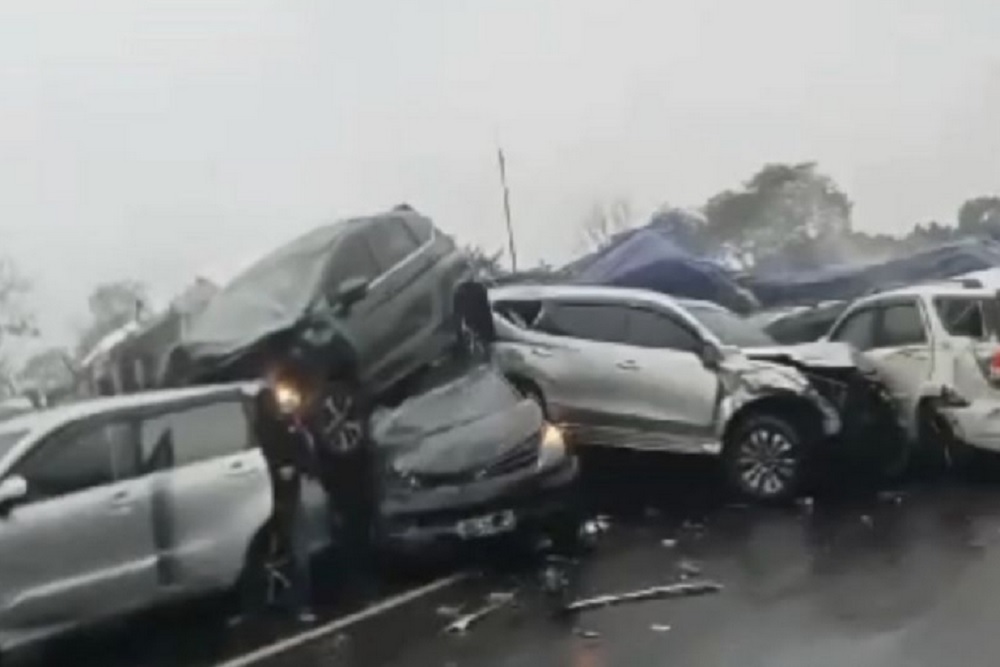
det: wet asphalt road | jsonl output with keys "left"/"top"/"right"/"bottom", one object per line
{"left": 23, "top": 449, "right": 1000, "bottom": 666}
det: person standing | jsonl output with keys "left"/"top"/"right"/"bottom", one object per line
{"left": 233, "top": 386, "right": 319, "bottom": 626}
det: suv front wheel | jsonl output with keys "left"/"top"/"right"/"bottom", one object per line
{"left": 314, "top": 380, "right": 369, "bottom": 454}
{"left": 723, "top": 413, "right": 808, "bottom": 502}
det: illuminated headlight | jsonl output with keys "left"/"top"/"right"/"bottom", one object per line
{"left": 274, "top": 381, "right": 303, "bottom": 414}
{"left": 537, "top": 423, "right": 567, "bottom": 469}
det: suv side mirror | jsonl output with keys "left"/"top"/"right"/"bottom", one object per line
{"left": 336, "top": 277, "right": 370, "bottom": 312}
{"left": 699, "top": 342, "right": 723, "bottom": 369}
{"left": 0, "top": 476, "right": 28, "bottom": 514}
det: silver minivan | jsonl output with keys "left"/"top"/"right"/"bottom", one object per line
{"left": 0, "top": 383, "right": 329, "bottom": 655}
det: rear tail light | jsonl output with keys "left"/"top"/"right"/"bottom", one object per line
{"left": 990, "top": 350, "right": 1000, "bottom": 383}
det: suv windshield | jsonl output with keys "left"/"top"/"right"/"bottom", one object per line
{"left": 685, "top": 305, "right": 776, "bottom": 348}
{"left": 0, "top": 429, "right": 27, "bottom": 461}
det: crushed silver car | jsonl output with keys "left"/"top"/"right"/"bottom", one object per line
{"left": 489, "top": 284, "right": 893, "bottom": 501}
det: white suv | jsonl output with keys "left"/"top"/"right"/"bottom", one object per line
{"left": 825, "top": 283, "right": 1000, "bottom": 463}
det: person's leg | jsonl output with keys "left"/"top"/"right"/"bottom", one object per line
{"left": 285, "top": 500, "right": 316, "bottom": 622}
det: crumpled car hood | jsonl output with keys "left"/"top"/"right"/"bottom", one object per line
{"left": 742, "top": 341, "right": 860, "bottom": 369}
{"left": 371, "top": 363, "right": 543, "bottom": 476}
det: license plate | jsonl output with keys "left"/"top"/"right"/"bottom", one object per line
{"left": 456, "top": 510, "right": 517, "bottom": 539}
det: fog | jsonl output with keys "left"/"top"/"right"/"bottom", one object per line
{"left": 2, "top": 0, "right": 999, "bottom": 348}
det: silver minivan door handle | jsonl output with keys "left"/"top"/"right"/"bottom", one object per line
{"left": 225, "top": 458, "right": 254, "bottom": 477}
{"left": 109, "top": 489, "right": 133, "bottom": 512}
{"left": 617, "top": 360, "right": 639, "bottom": 371}
{"left": 531, "top": 347, "right": 553, "bottom": 358}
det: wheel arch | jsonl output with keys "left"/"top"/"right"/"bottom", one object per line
{"left": 723, "top": 391, "right": 826, "bottom": 449}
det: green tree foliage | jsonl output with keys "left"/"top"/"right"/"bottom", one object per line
{"left": 703, "top": 162, "right": 852, "bottom": 266}
{"left": 77, "top": 280, "right": 149, "bottom": 359}
{"left": 957, "top": 196, "right": 1000, "bottom": 236}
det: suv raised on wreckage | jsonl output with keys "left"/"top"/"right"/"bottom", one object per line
{"left": 163, "top": 207, "right": 474, "bottom": 452}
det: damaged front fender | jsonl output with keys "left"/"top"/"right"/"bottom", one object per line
{"left": 715, "top": 353, "right": 843, "bottom": 441}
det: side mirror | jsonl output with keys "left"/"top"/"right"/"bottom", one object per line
{"left": 699, "top": 342, "right": 723, "bottom": 369}
{"left": 0, "top": 476, "right": 28, "bottom": 514}
{"left": 336, "top": 277, "right": 370, "bottom": 312}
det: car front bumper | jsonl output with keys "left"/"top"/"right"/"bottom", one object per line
{"left": 375, "top": 455, "right": 579, "bottom": 556}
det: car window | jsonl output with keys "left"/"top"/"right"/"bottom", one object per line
{"left": 404, "top": 215, "right": 432, "bottom": 244}
{"left": 934, "top": 297, "right": 995, "bottom": 339}
{"left": 17, "top": 421, "right": 134, "bottom": 500}
{"left": 140, "top": 400, "right": 248, "bottom": 470}
{"left": 325, "top": 232, "right": 380, "bottom": 294}
{"left": 684, "top": 304, "right": 775, "bottom": 347}
{"left": 626, "top": 308, "right": 701, "bottom": 352}
{"left": 876, "top": 302, "right": 927, "bottom": 348}
{"left": 535, "top": 302, "right": 628, "bottom": 344}
{"left": 831, "top": 308, "right": 877, "bottom": 351}
{"left": 366, "top": 218, "right": 421, "bottom": 272}
{"left": 0, "top": 429, "right": 27, "bottom": 462}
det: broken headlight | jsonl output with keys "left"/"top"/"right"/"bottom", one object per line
{"left": 536, "top": 423, "right": 567, "bottom": 470}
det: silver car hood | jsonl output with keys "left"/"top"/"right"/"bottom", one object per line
{"left": 742, "top": 341, "right": 859, "bottom": 369}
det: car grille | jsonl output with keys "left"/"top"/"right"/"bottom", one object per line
{"left": 411, "top": 434, "right": 539, "bottom": 487}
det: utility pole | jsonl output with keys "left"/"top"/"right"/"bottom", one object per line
{"left": 497, "top": 147, "right": 518, "bottom": 272}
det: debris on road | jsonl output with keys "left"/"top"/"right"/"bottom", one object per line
{"left": 860, "top": 514, "right": 875, "bottom": 527}
{"left": 650, "top": 624, "right": 673, "bottom": 633}
{"left": 661, "top": 538, "right": 678, "bottom": 548}
{"left": 877, "top": 490, "right": 906, "bottom": 505}
{"left": 560, "top": 581, "right": 723, "bottom": 614}
{"left": 677, "top": 559, "right": 703, "bottom": 579}
{"left": 436, "top": 604, "right": 464, "bottom": 618}
{"left": 573, "top": 628, "right": 602, "bottom": 640}
{"left": 444, "top": 591, "right": 516, "bottom": 635}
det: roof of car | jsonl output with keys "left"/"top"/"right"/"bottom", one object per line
{"left": 488, "top": 283, "right": 723, "bottom": 311}
{"left": 0, "top": 383, "right": 260, "bottom": 439}
{"left": 854, "top": 282, "right": 996, "bottom": 304}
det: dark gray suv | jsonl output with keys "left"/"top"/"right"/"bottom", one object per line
{"left": 163, "top": 207, "right": 474, "bottom": 452}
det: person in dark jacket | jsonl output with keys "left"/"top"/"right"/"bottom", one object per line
{"left": 232, "top": 386, "right": 318, "bottom": 626}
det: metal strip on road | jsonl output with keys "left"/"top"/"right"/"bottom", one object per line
{"left": 214, "top": 572, "right": 469, "bottom": 667}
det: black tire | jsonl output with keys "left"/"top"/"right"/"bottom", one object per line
{"left": 723, "top": 413, "right": 809, "bottom": 502}
{"left": 312, "top": 380, "right": 370, "bottom": 455}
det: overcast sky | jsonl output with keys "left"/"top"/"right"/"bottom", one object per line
{"left": 2, "top": 0, "right": 1000, "bottom": 350}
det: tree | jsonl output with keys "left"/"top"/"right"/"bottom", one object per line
{"left": 0, "top": 257, "right": 36, "bottom": 393}
{"left": 703, "top": 162, "right": 852, "bottom": 267}
{"left": 578, "top": 198, "right": 637, "bottom": 251}
{"left": 77, "top": 280, "right": 149, "bottom": 359}
{"left": 462, "top": 245, "right": 506, "bottom": 281}
{"left": 958, "top": 196, "right": 1000, "bottom": 236}
{"left": 18, "top": 347, "right": 78, "bottom": 402}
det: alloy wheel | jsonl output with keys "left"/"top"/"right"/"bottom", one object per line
{"left": 735, "top": 426, "right": 799, "bottom": 498}
{"left": 319, "top": 390, "right": 364, "bottom": 453}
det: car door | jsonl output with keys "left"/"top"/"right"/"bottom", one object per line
{"left": 831, "top": 300, "right": 932, "bottom": 429}
{"left": 140, "top": 398, "right": 270, "bottom": 595}
{"left": 620, "top": 306, "right": 720, "bottom": 451}
{"left": 360, "top": 216, "right": 437, "bottom": 389}
{"left": 530, "top": 300, "right": 633, "bottom": 442}
{"left": 0, "top": 418, "right": 157, "bottom": 637}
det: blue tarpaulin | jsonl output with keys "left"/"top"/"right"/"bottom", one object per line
{"left": 745, "top": 238, "right": 1000, "bottom": 306}
{"left": 570, "top": 222, "right": 757, "bottom": 313}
